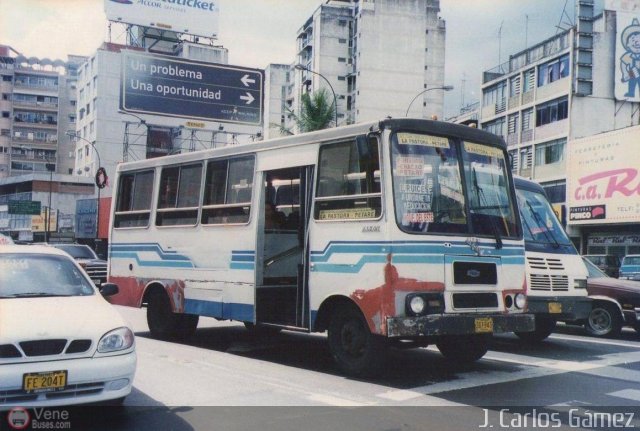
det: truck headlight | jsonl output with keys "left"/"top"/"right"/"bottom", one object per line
{"left": 514, "top": 293, "right": 527, "bottom": 309}
{"left": 97, "top": 327, "right": 134, "bottom": 353}
{"left": 574, "top": 279, "right": 587, "bottom": 289}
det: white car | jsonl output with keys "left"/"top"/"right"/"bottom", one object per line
{"left": 0, "top": 245, "right": 136, "bottom": 408}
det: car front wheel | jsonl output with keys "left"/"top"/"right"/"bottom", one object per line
{"left": 585, "top": 302, "right": 622, "bottom": 338}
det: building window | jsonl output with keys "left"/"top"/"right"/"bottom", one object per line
{"left": 0, "top": 129, "right": 9, "bottom": 136}
{"left": 85, "top": 145, "right": 90, "bottom": 157}
{"left": 537, "top": 54, "right": 570, "bottom": 87}
{"left": 535, "top": 138, "right": 565, "bottom": 166}
{"left": 337, "top": 76, "right": 346, "bottom": 81}
{"left": 69, "top": 115, "right": 76, "bottom": 123}
{"left": 483, "top": 81, "right": 507, "bottom": 108}
{"left": 2, "top": 112, "right": 9, "bottom": 118}
{"left": 338, "top": 38, "right": 347, "bottom": 44}
{"left": 338, "top": 57, "right": 346, "bottom": 63}
{"left": 535, "top": 97, "right": 568, "bottom": 127}
{"left": 2, "top": 75, "right": 12, "bottom": 82}
{"left": 482, "top": 117, "right": 506, "bottom": 139}
{"left": 541, "top": 180, "right": 566, "bottom": 203}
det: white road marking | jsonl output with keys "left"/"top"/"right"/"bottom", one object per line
{"left": 548, "top": 333, "right": 640, "bottom": 349}
{"left": 307, "top": 394, "right": 371, "bottom": 406}
{"left": 607, "top": 389, "right": 640, "bottom": 402}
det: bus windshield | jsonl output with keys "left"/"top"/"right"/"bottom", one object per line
{"left": 391, "top": 132, "right": 519, "bottom": 238}
{"left": 516, "top": 187, "right": 572, "bottom": 246}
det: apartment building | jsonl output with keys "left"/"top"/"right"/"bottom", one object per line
{"left": 279, "top": 0, "right": 446, "bottom": 132}
{"left": 478, "top": 2, "right": 640, "bottom": 255}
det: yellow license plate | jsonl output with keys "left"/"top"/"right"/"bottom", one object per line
{"left": 548, "top": 302, "right": 562, "bottom": 314}
{"left": 23, "top": 370, "right": 67, "bottom": 393}
{"left": 474, "top": 317, "right": 494, "bottom": 333}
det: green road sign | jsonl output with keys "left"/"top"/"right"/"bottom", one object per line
{"left": 8, "top": 200, "right": 41, "bottom": 215}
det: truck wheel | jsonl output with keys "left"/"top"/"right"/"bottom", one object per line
{"left": 327, "top": 305, "right": 388, "bottom": 376}
{"left": 515, "top": 316, "right": 556, "bottom": 343}
{"left": 147, "top": 292, "right": 198, "bottom": 339}
{"left": 436, "top": 334, "right": 490, "bottom": 364}
{"left": 585, "top": 302, "right": 622, "bottom": 338}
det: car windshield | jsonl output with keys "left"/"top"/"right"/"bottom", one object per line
{"left": 390, "top": 132, "right": 519, "bottom": 240}
{"left": 53, "top": 244, "right": 97, "bottom": 260}
{"left": 623, "top": 256, "right": 640, "bottom": 266}
{"left": 516, "top": 187, "right": 572, "bottom": 246}
{"left": 0, "top": 254, "right": 96, "bottom": 298}
{"left": 583, "top": 257, "right": 608, "bottom": 278}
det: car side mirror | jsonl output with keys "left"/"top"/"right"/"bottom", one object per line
{"left": 99, "top": 283, "right": 119, "bottom": 297}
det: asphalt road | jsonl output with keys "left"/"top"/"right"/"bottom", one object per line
{"left": 76, "top": 306, "right": 640, "bottom": 430}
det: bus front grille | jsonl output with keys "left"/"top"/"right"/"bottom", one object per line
{"left": 529, "top": 274, "right": 569, "bottom": 291}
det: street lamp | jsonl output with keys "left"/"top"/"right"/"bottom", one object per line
{"left": 405, "top": 85, "right": 454, "bottom": 117}
{"left": 67, "top": 131, "right": 103, "bottom": 245}
{"left": 294, "top": 64, "right": 338, "bottom": 127}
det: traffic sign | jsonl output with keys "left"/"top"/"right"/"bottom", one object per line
{"left": 8, "top": 200, "right": 41, "bottom": 215}
{"left": 120, "top": 52, "right": 264, "bottom": 126}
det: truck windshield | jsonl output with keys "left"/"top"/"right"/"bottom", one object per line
{"left": 516, "top": 188, "right": 572, "bottom": 246}
{"left": 391, "top": 132, "right": 519, "bottom": 239}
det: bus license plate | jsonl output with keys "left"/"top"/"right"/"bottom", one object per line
{"left": 23, "top": 370, "right": 67, "bottom": 393}
{"left": 548, "top": 302, "right": 562, "bottom": 314}
{"left": 474, "top": 317, "right": 494, "bottom": 333}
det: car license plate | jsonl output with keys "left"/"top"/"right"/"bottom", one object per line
{"left": 23, "top": 370, "right": 67, "bottom": 393}
{"left": 548, "top": 302, "right": 562, "bottom": 314}
{"left": 474, "top": 317, "right": 494, "bottom": 333}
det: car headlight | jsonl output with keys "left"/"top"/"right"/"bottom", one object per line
{"left": 514, "top": 293, "right": 527, "bottom": 309}
{"left": 97, "top": 327, "right": 134, "bottom": 353}
{"left": 573, "top": 279, "right": 587, "bottom": 289}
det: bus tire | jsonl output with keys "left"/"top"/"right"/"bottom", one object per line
{"left": 147, "top": 292, "right": 198, "bottom": 340}
{"left": 585, "top": 302, "right": 622, "bottom": 338}
{"left": 327, "top": 305, "right": 388, "bottom": 377}
{"left": 515, "top": 315, "right": 556, "bottom": 343}
{"left": 436, "top": 334, "right": 490, "bottom": 364}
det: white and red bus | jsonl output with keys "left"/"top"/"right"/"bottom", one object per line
{"left": 108, "top": 118, "right": 533, "bottom": 375}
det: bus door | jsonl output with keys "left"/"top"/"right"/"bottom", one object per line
{"left": 256, "top": 166, "right": 313, "bottom": 329}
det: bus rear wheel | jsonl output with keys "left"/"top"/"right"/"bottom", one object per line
{"left": 147, "top": 292, "right": 199, "bottom": 340}
{"left": 436, "top": 334, "right": 490, "bottom": 364}
{"left": 515, "top": 315, "right": 556, "bottom": 343}
{"left": 327, "top": 305, "right": 387, "bottom": 377}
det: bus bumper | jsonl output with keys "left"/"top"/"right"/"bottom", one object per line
{"left": 527, "top": 296, "right": 592, "bottom": 321}
{"left": 386, "top": 313, "right": 535, "bottom": 337}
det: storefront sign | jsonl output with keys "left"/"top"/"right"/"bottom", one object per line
{"left": 568, "top": 125, "right": 640, "bottom": 225}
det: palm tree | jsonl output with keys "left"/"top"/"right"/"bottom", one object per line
{"left": 272, "top": 88, "right": 336, "bottom": 135}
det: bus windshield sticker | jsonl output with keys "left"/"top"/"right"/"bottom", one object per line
{"left": 319, "top": 208, "right": 377, "bottom": 220}
{"left": 402, "top": 212, "right": 434, "bottom": 224}
{"left": 463, "top": 142, "right": 503, "bottom": 159}
{"left": 397, "top": 133, "right": 448, "bottom": 148}
{"left": 394, "top": 156, "right": 427, "bottom": 177}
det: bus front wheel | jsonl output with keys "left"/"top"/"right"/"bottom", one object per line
{"left": 436, "top": 334, "right": 490, "bottom": 364}
{"left": 147, "top": 292, "right": 199, "bottom": 340}
{"left": 327, "top": 305, "right": 388, "bottom": 376}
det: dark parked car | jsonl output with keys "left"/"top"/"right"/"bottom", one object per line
{"left": 47, "top": 244, "right": 108, "bottom": 287}
{"left": 583, "top": 254, "right": 621, "bottom": 278}
{"left": 579, "top": 257, "right": 640, "bottom": 337}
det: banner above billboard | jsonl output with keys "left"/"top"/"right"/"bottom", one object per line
{"left": 568, "top": 125, "right": 640, "bottom": 225}
{"left": 120, "top": 52, "right": 264, "bottom": 126}
{"left": 104, "top": 0, "right": 219, "bottom": 39}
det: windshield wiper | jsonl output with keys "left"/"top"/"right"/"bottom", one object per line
{"left": 525, "top": 201, "right": 560, "bottom": 249}
{"left": 2, "top": 293, "right": 72, "bottom": 298}
{"left": 472, "top": 168, "right": 503, "bottom": 249}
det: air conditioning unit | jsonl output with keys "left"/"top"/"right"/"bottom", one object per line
{"left": 27, "top": 133, "right": 34, "bottom": 140}
{"left": 14, "top": 132, "right": 21, "bottom": 138}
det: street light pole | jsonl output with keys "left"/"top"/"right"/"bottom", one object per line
{"left": 294, "top": 64, "right": 339, "bottom": 127}
{"left": 67, "top": 131, "right": 102, "bottom": 244}
{"left": 405, "top": 85, "right": 454, "bottom": 118}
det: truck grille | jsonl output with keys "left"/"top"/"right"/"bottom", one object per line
{"left": 529, "top": 274, "right": 569, "bottom": 291}
{"left": 452, "top": 293, "right": 498, "bottom": 309}
{"left": 83, "top": 262, "right": 107, "bottom": 285}
{"left": 527, "top": 256, "right": 565, "bottom": 271}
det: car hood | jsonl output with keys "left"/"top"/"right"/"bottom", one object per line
{"left": 0, "top": 295, "right": 128, "bottom": 346}
{"left": 587, "top": 276, "right": 640, "bottom": 293}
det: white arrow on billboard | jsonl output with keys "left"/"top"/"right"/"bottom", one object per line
{"left": 241, "top": 74, "right": 256, "bottom": 87}
{"left": 240, "top": 92, "right": 255, "bottom": 104}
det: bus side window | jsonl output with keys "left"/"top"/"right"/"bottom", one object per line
{"left": 114, "top": 170, "right": 154, "bottom": 228}
{"left": 202, "top": 156, "right": 255, "bottom": 225}
{"left": 155, "top": 163, "right": 202, "bottom": 227}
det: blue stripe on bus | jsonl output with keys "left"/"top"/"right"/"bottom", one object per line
{"left": 111, "top": 243, "right": 191, "bottom": 260}
{"left": 110, "top": 251, "right": 195, "bottom": 268}
{"left": 230, "top": 262, "right": 255, "bottom": 270}
{"left": 184, "top": 298, "right": 253, "bottom": 321}
{"left": 231, "top": 254, "right": 255, "bottom": 262}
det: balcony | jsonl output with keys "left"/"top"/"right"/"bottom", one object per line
{"left": 535, "top": 119, "right": 568, "bottom": 141}
{"left": 12, "top": 134, "right": 57, "bottom": 146}
{"left": 10, "top": 153, "right": 57, "bottom": 163}
{"left": 12, "top": 100, "right": 59, "bottom": 112}
{"left": 12, "top": 118, "right": 57, "bottom": 129}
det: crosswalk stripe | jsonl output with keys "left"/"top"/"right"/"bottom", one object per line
{"left": 607, "top": 389, "right": 640, "bottom": 402}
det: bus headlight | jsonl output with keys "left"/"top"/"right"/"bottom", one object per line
{"left": 514, "top": 293, "right": 527, "bottom": 309}
{"left": 409, "top": 296, "right": 426, "bottom": 314}
{"left": 574, "top": 279, "right": 587, "bottom": 289}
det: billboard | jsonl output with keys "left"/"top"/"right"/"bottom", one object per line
{"left": 76, "top": 199, "right": 97, "bottom": 239}
{"left": 567, "top": 125, "right": 640, "bottom": 225}
{"left": 104, "top": 0, "right": 219, "bottom": 39}
{"left": 120, "top": 52, "right": 264, "bottom": 126}
{"left": 32, "top": 209, "right": 58, "bottom": 232}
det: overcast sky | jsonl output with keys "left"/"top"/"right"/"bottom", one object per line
{"left": 0, "top": 0, "right": 603, "bottom": 117}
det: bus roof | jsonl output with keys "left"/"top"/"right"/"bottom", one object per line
{"left": 116, "top": 118, "right": 507, "bottom": 173}
{"left": 513, "top": 175, "right": 546, "bottom": 196}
